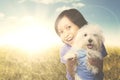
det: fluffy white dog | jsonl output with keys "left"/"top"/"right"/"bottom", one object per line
{"left": 63, "top": 24, "right": 104, "bottom": 79}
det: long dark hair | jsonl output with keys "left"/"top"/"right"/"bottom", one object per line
{"left": 55, "top": 8, "right": 88, "bottom": 35}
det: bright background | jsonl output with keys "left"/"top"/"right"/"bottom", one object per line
{"left": 0, "top": 0, "right": 120, "bottom": 53}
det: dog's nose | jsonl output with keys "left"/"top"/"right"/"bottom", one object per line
{"left": 88, "top": 39, "right": 93, "bottom": 43}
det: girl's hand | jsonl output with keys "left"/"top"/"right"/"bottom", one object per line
{"left": 88, "top": 58, "right": 103, "bottom": 72}
{"left": 66, "top": 58, "right": 77, "bottom": 79}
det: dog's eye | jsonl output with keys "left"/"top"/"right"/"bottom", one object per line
{"left": 84, "top": 34, "right": 87, "bottom": 37}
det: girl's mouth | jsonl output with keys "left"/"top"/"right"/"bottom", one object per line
{"left": 66, "top": 37, "right": 73, "bottom": 42}
{"left": 65, "top": 34, "right": 74, "bottom": 42}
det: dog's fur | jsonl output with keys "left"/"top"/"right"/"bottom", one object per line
{"left": 63, "top": 24, "right": 104, "bottom": 79}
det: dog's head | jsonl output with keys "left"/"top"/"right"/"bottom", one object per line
{"left": 73, "top": 24, "right": 104, "bottom": 51}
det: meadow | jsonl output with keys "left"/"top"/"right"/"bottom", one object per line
{"left": 0, "top": 46, "right": 120, "bottom": 80}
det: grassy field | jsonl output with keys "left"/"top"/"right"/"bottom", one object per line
{"left": 0, "top": 46, "right": 120, "bottom": 80}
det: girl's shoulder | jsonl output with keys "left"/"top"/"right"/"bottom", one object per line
{"left": 60, "top": 44, "right": 71, "bottom": 56}
{"left": 60, "top": 44, "right": 71, "bottom": 63}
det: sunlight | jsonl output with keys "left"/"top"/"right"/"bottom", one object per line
{"left": 0, "top": 16, "right": 58, "bottom": 54}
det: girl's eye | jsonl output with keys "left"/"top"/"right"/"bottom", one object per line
{"left": 84, "top": 33, "right": 87, "bottom": 37}
{"left": 66, "top": 26, "right": 71, "bottom": 29}
{"left": 60, "top": 31, "right": 63, "bottom": 34}
{"left": 94, "top": 34, "right": 97, "bottom": 36}
{"left": 68, "top": 26, "right": 71, "bottom": 28}
{"left": 58, "top": 30, "right": 63, "bottom": 34}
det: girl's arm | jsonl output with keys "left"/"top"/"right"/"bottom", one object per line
{"left": 65, "top": 58, "right": 76, "bottom": 80}
{"left": 88, "top": 58, "right": 103, "bottom": 71}
{"left": 60, "top": 44, "right": 76, "bottom": 80}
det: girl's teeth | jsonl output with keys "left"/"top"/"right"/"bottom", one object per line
{"left": 67, "top": 37, "right": 72, "bottom": 41}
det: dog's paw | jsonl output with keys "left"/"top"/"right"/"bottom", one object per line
{"left": 87, "top": 62, "right": 99, "bottom": 74}
{"left": 63, "top": 51, "right": 76, "bottom": 61}
{"left": 87, "top": 50, "right": 103, "bottom": 60}
{"left": 92, "top": 67, "right": 99, "bottom": 74}
{"left": 90, "top": 66, "right": 99, "bottom": 74}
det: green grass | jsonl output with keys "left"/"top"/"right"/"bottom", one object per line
{"left": 0, "top": 46, "right": 120, "bottom": 80}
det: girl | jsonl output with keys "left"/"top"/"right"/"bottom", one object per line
{"left": 54, "top": 8, "right": 107, "bottom": 80}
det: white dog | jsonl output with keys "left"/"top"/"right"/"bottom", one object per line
{"left": 63, "top": 24, "right": 104, "bottom": 80}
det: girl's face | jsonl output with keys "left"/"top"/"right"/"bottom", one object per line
{"left": 57, "top": 16, "right": 79, "bottom": 46}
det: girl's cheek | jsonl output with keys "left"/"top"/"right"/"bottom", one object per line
{"left": 60, "top": 35, "right": 63, "bottom": 39}
{"left": 60, "top": 36, "right": 64, "bottom": 42}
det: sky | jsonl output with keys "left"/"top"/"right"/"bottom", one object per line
{"left": 0, "top": 0, "right": 120, "bottom": 52}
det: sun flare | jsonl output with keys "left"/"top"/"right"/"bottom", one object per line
{"left": 0, "top": 16, "right": 59, "bottom": 53}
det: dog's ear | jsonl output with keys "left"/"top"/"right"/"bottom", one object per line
{"left": 95, "top": 26, "right": 104, "bottom": 43}
{"left": 88, "top": 24, "right": 105, "bottom": 42}
{"left": 92, "top": 25, "right": 105, "bottom": 52}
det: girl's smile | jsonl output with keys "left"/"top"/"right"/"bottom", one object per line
{"left": 64, "top": 34, "right": 74, "bottom": 44}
